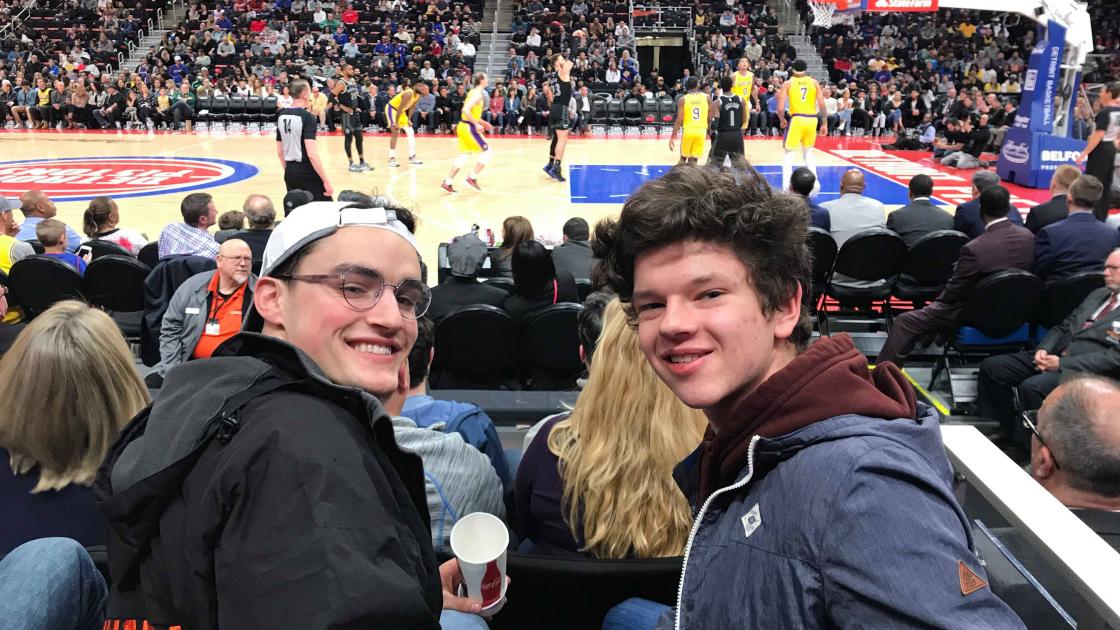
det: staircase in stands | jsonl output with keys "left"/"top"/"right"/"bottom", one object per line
{"left": 767, "top": 0, "right": 829, "bottom": 84}
{"left": 478, "top": 0, "right": 512, "bottom": 81}
{"left": 120, "top": 1, "right": 191, "bottom": 73}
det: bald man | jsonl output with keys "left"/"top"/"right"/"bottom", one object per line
{"left": 16, "top": 189, "right": 82, "bottom": 253}
{"left": 820, "top": 169, "right": 887, "bottom": 247}
{"left": 151, "top": 239, "right": 258, "bottom": 383}
{"left": 232, "top": 193, "right": 276, "bottom": 264}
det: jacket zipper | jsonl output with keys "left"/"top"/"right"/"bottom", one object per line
{"left": 675, "top": 435, "right": 760, "bottom": 630}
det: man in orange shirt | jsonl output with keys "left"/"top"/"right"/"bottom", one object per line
{"left": 151, "top": 239, "right": 255, "bottom": 383}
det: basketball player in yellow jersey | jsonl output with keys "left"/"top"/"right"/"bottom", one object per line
{"left": 386, "top": 79, "right": 426, "bottom": 167}
{"left": 776, "top": 59, "right": 828, "bottom": 190}
{"left": 670, "top": 77, "right": 717, "bottom": 164}
{"left": 731, "top": 57, "right": 760, "bottom": 130}
{"left": 442, "top": 72, "right": 494, "bottom": 193}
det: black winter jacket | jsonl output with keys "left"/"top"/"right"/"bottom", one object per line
{"left": 96, "top": 333, "right": 442, "bottom": 630}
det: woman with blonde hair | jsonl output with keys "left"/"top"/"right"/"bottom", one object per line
{"left": 0, "top": 301, "right": 150, "bottom": 554}
{"left": 489, "top": 215, "right": 534, "bottom": 279}
{"left": 513, "top": 298, "right": 707, "bottom": 558}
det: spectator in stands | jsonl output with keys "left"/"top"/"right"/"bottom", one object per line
{"left": 514, "top": 298, "right": 706, "bottom": 557}
{"left": 0, "top": 537, "right": 109, "bottom": 629}
{"left": 1026, "top": 164, "right": 1081, "bottom": 234}
{"left": 98, "top": 201, "right": 493, "bottom": 629}
{"left": 0, "top": 281, "right": 23, "bottom": 353}
{"left": 232, "top": 194, "right": 276, "bottom": 264}
{"left": 83, "top": 196, "right": 149, "bottom": 256}
{"left": 169, "top": 81, "right": 196, "bottom": 131}
{"left": 953, "top": 170, "right": 1024, "bottom": 240}
{"left": 1033, "top": 175, "right": 1119, "bottom": 283}
{"left": 0, "top": 197, "right": 34, "bottom": 273}
{"left": 979, "top": 248, "right": 1120, "bottom": 446}
{"left": 940, "top": 114, "right": 990, "bottom": 169}
{"left": 153, "top": 239, "right": 255, "bottom": 378}
{"left": 17, "top": 190, "right": 81, "bottom": 253}
{"left": 504, "top": 240, "right": 580, "bottom": 321}
{"left": 37, "top": 219, "right": 88, "bottom": 275}
{"left": 489, "top": 215, "right": 534, "bottom": 279}
{"left": 788, "top": 168, "right": 830, "bottom": 230}
{"left": 428, "top": 231, "right": 508, "bottom": 322}
{"left": 0, "top": 301, "right": 149, "bottom": 555}
{"left": 157, "top": 192, "right": 220, "bottom": 259}
{"left": 550, "top": 217, "right": 593, "bottom": 280}
{"left": 593, "top": 163, "right": 1023, "bottom": 627}
{"left": 214, "top": 210, "right": 245, "bottom": 244}
{"left": 93, "top": 83, "right": 126, "bottom": 129}
{"left": 878, "top": 186, "right": 1035, "bottom": 367}
{"left": 821, "top": 169, "right": 886, "bottom": 246}
{"left": 1029, "top": 377, "right": 1120, "bottom": 550}
{"left": 886, "top": 174, "right": 954, "bottom": 247}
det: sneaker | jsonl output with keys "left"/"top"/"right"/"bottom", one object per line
{"left": 543, "top": 164, "right": 555, "bottom": 178}
{"left": 388, "top": 159, "right": 400, "bottom": 167}
{"left": 466, "top": 177, "right": 481, "bottom": 191}
{"left": 441, "top": 181, "right": 456, "bottom": 193}
{"left": 359, "top": 161, "right": 372, "bottom": 171}
{"left": 408, "top": 155, "right": 423, "bottom": 165}
{"left": 349, "top": 162, "right": 362, "bottom": 172}
{"left": 552, "top": 169, "right": 566, "bottom": 182}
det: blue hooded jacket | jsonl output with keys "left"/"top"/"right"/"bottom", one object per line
{"left": 671, "top": 335, "right": 1025, "bottom": 629}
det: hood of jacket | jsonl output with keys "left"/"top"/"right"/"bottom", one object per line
{"left": 698, "top": 333, "right": 918, "bottom": 500}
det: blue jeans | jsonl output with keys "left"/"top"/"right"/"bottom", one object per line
{"left": 441, "top": 609, "right": 491, "bottom": 629}
{"left": 0, "top": 537, "right": 107, "bottom": 630}
{"left": 602, "top": 597, "right": 674, "bottom": 630}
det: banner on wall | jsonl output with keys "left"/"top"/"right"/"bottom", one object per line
{"left": 863, "top": 0, "right": 937, "bottom": 12}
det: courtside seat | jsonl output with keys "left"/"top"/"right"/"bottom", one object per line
{"left": 431, "top": 305, "right": 519, "bottom": 389}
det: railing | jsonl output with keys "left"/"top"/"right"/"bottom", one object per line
{"left": 630, "top": 4, "right": 691, "bottom": 35}
{"left": 486, "top": 0, "right": 500, "bottom": 78}
{"left": 941, "top": 425, "right": 1120, "bottom": 629}
{"left": 0, "top": 0, "right": 36, "bottom": 41}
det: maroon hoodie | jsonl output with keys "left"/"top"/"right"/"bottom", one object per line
{"left": 698, "top": 333, "right": 917, "bottom": 501}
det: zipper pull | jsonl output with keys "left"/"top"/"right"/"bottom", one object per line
{"left": 215, "top": 412, "right": 240, "bottom": 443}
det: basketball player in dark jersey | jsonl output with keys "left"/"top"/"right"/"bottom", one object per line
{"left": 334, "top": 64, "right": 371, "bottom": 172}
{"left": 710, "top": 75, "right": 746, "bottom": 165}
{"left": 1078, "top": 81, "right": 1120, "bottom": 219}
{"left": 543, "top": 53, "right": 574, "bottom": 182}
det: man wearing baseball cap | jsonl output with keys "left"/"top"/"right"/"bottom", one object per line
{"left": 97, "top": 200, "right": 493, "bottom": 629}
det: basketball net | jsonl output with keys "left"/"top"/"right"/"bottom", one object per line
{"left": 809, "top": 0, "right": 835, "bottom": 27}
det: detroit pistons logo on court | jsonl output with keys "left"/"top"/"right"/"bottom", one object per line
{"left": 0, "top": 156, "right": 258, "bottom": 202}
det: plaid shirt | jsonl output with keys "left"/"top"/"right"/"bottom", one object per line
{"left": 158, "top": 222, "right": 219, "bottom": 259}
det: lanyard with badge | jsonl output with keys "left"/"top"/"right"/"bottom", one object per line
{"left": 205, "top": 290, "right": 233, "bottom": 336}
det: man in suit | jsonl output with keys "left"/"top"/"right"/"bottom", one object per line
{"left": 979, "top": 248, "right": 1120, "bottom": 444}
{"left": 886, "top": 174, "right": 953, "bottom": 247}
{"left": 550, "top": 217, "right": 593, "bottom": 280}
{"left": 1025, "top": 164, "right": 1081, "bottom": 234}
{"left": 789, "top": 168, "right": 830, "bottom": 230}
{"left": 821, "top": 169, "right": 886, "bottom": 247}
{"left": 1033, "top": 175, "right": 1120, "bottom": 283}
{"left": 953, "top": 170, "right": 1024, "bottom": 239}
{"left": 877, "top": 186, "right": 1035, "bottom": 367}
{"left": 427, "top": 231, "right": 508, "bottom": 323}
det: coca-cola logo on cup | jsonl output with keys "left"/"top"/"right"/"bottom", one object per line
{"left": 0, "top": 156, "right": 258, "bottom": 202}
{"left": 481, "top": 560, "right": 503, "bottom": 606}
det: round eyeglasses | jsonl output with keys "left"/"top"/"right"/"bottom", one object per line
{"left": 277, "top": 266, "right": 432, "bottom": 320}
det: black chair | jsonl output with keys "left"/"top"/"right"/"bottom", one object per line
{"left": 640, "top": 97, "right": 658, "bottom": 125}
{"left": 137, "top": 241, "right": 160, "bottom": 267}
{"left": 85, "top": 255, "right": 149, "bottom": 339}
{"left": 522, "top": 303, "right": 583, "bottom": 390}
{"left": 485, "top": 278, "right": 515, "bottom": 294}
{"left": 658, "top": 96, "right": 675, "bottom": 125}
{"left": 892, "top": 230, "right": 968, "bottom": 305}
{"left": 591, "top": 97, "right": 608, "bottom": 123}
{"left": 930, "top": 270, "right": 1044, "bottom": 388}
{"left": 491, "top": 553, "right": 681, "bottom": 630}
{"left": 622, "top": 96, "right": 643, "bottom": 126}
{"left": 431, "top": 305, "right": 519, "bottom": 389}
{"left": 823, "top": 229, "right": 907, "bottom": 333}
{"left": 575, "top": 278, "right": 593, "bottom": 302}
{"left": 209, "top": 95, "right": 230, "bottom": 126}
{"left": 87, "top": 239, "right": 133, "bottom": 260}
{"left": 193, "top": 94, "right": 212, "bottom": 124}
{"left": 261, "top": 95, "right": 278, "bottom": 122}
{"left": 227, "top": 95, "right": 247, "bottom": 124}
{"left": 1034, "top": 270, "right": 1104, "bottom": 330}
{"left": 243, "top": 95, "right": 263, "bottom": 125}
{"left": 806, "top": 227, "right": 837, "bottom": 309}
{"left": 25, "top": 239, "right": 45, "bottom": 254}
{"left": 7, "top": 256, "right": 86, "bottom": 318}
{"left": 607, "top": 99, "right": 624, "bottom": 126}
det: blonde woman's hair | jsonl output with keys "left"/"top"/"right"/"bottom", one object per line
{"left": 0, "top": 301, "right": 150, "bottom": 492}
{"left": 547, "top": 300, "right": 707, "bottom": 559}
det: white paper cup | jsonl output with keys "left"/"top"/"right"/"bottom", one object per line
{"left": 450, "top": 512, "right": 509, "bottom": 611}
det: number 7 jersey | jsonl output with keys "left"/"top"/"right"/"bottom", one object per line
{"left": 787, "top": 76, "right": 818, "bottom": 116}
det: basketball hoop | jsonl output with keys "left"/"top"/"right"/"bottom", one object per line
{"left": 809, "top": 0, "right": 836, "bottom": 27}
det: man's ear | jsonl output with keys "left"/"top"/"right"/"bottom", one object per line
{"left": 1034, "top": 443, "right": 1057, "bottom": 481}
{"left": 253, "top": 277, "right": 287, "bottom": 330}
{"left": 773, "top": 283, "right": 804, "bottom": 341}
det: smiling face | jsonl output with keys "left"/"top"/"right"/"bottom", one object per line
{"left": 631, "top": 240, "right": 799, "bottom": 423}
{"left": 257, "top": 227, "right": 420, "bottom": 399}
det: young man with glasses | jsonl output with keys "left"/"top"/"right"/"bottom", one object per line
{"left": 97, "top": 201, "right": 493, "bottom": 629}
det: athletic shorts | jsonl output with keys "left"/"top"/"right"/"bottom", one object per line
{"left": 680, "top": 131, "right": 706, "bottom": 159}
{"left": 549, "top": 103, "right": 571, "bottom": 130}
{"left": 456, "top": 121, "right": 488, "bottom": 153}
{"left": 385, "top": 104, "right": 410, "bottom": 128}
{"left": 784, "top": 114, "right": 818, "bottom": 150}
{"left": 341, "top": 111, "right": 362, "bottom": 132}
{"left": 284, "top": 162, "right": 330, "bottom": 201}
{"left": 710, "top": 131, "right": 745, "bottom": 163}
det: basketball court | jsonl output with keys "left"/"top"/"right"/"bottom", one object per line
{"left": 0, "top": 128, "right": 1051, "bottom": 281}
